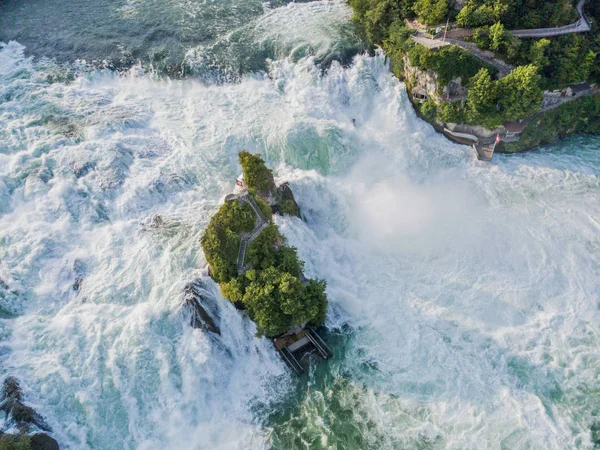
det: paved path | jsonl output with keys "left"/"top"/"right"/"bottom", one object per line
{"left": 539, "top": 88, "right": 599, "bottom": 113}
{"left": 511, "top": 0, "right": 590, "bottom": 38}
{"left": 410, "top": 35, "right": 450, "bottom": 49}
{"left": 446, "top": 39, "right": 514, "bottom": 77}
{"left": 236, "top": 194, "right": 269, "bottom": 275}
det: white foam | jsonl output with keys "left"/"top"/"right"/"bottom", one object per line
{"left": 1, "top": 17, "right": 600, "bottom": 450}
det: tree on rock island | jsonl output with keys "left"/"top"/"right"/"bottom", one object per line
{"left": 413, "top": 0, "right": 448, "bottom": 25}
{"left": 202, "top": 151, "right": 327, "bottom": 337}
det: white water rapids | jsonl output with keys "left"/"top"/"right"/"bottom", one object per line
{"left": 1, "top": 2, "right": 600, "bottom": 449}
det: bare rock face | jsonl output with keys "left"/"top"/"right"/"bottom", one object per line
{"left": 272, "top": 183, "right": 301, "bottom": 218}
{"left": 183, "top": 280, "right": 221, "bottom": 335}
{"left": 403, "top": 54, "right": 441, "bottom": 102}
{"left": 0, "top": 377, "right": 60, "bottom": 449}
{"left": 30, "top": 433, "right": 60, "bottom": 450}
{"left": 1, "top": 377, "right": 49, "bottom": 432}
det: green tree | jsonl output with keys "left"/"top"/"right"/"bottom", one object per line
{"left": 582, "top": 50, "right": 597, "bottom": 81}
{"left": 466, "top": 68, "right": 501, "bottom": 127}
{"left": 350, "top": 0, "right": 417, "bottom": 44}
{"left": 497, "top": 64, "right": 543, "bottom": 120}
{"left": 420, "top": 98, "right": 438, "bottom": 121}
{"left": 489, "top": 22, "right": 505, "bottom": 52}
{"left": 473, "top": 26, "right": 491, "bottom": 50}
{"left": 202, "top": 151, "right": 328, "bottom": 337}
{"left": 241, "top": 267, "right": 327, "bottom": 337}
{"left": 412, "top": 0, "right": 448, "bottom": 25}
{"left": 239, "top": 151, "right": 276, "bottom": 198}
{"left": 529, "top": 39, "right": 551, "bottom": 69}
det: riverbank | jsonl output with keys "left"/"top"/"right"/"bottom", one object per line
{"left": 350, "top": 0, "right": 600, "bottom": 156}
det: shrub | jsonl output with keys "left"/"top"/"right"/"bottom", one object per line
{"left": 277, "top": 199, "right": 300, "bottom": 217}
{"left": 0, "top": 435, "right": 31, "bottom": 450}
{"left": 202, "top": 152, "right": 327, "bottom": 337}
{"left": 408, "top": 44, "right": 497, "bottom": 85}
{"left": 497, "top": 64, "right": 543, "bottom": 121}
{"left": 420, "top": 98, "right": 438, "bottom": 121}
{"left": 239, "top": 151, "right": 276, "bottom": 198}
{"left": 201, "top": 199, "right": 256, "bottom": 283}
{"left": 413, "top": 0, "right": 448, "bottom": 25}
{"left": 466, "top": 68, "right": 502, "bottom": 128}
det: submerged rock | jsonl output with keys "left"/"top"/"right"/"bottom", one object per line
{"left": 0, "top": 377, "right": 60, "bottom": 448}
{"left": 272, "top": 182, "right": 301, "bottom": 218}
{"left": 1, "top": 377, "right": 50, "bottom": 432}
{"left": 71, "top": 161, "right": 96, "bottom": 178}
{"left": 30, "top": 433, "right": 60, "bottom": 450}
{"left": 72, "top": 260, "right": 86, "bottom": 293}
{"left": 183, "top": 280, "right": 221, "bottom": 335}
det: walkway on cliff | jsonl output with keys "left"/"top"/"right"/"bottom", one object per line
{"left": 446, "top": 39, "right": 514, "bottom": 77}
{"left": 407, "top": 21, "right": 514, "bottom": 77}
{"left": 539, "top": 87, "right": 599, "bottom": 113}
{"left": 237, "top": 193, "right": 269, "bottom": 275}
{"left": 407, "top": 0, "right": 590, "bottom": 76}
{"left": 408, "top": 34, "right": 513, "bottom": 77}
{"left": 511, "top": 0, "right": 590, "bottom": 38}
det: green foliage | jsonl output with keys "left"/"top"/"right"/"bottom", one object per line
{"left": 234, "top": 267, "right": 327, "bottom": 337}
{"left": 438, "top": 101, "right": 466, "bottom": 123}
{"left": 383, "top": 21, "right": 415, "bottom": 77}
{"left": 472, "top": 26, "right": 490, "bottom": 49}
{"left": 408, "top": 44, "right": 496, "bottom": 85}
{"left": 349, "top": 0, "right": 417, "bottom": 44}
{"left": 277, "top": 199, "right": 300, "bottom": 217}
{"left": 384, "top": 21, "right": 414, "bottom": 54}
{"left": 203, "top": 152, "right": 327, "bottom": 337}
{"left": 239, "top": 151, "right": 276, "bottom": 197}
{"left": 412, "top": 0, "right": 448, "bottom": 25}
{"left": 466, "top": 68, "right": 502, "bottom": 128}
{"left": 254, "top": 195, "right": 273, "bottom": 222}
{"left": 489, "top": 22, "right": 505, "bottom": 52}
{"left": 0, "top": 434, "right": 31, "bottom": 450}
{"left": 463, "top": 64, "right": 543, "bottom": 128}
{"left": 529, "top": 38, "right": 551, "bottom": 70}
{"left": 201, "top": 200, "right": 255, "bottom": 283}
{"left": 457, "top": 0, "right": 577, "bottom": 29}
{"left": 419, "top": 98, "right": 438, "bottom": 121}
{"left": 246, "top": 224, "right": 279, "bottom": 272}
{"left": 457, "top": 3, "right": 497, "bottom": 28}
{"left": 497, "top": 64, "right": 543, "bottom": 121}
{"left": 500, "top": 94, "right": 600, "bottom": 152}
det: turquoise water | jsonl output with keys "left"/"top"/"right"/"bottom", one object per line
{"left": 1, "top": 1, "right": 600, "bottom": 449}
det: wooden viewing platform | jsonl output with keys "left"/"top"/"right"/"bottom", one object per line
{"left": 274, "top": 328, "right": 333, "bottom": 375}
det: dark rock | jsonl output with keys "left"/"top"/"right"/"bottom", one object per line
{"left": 72, "top": 260, "right": 86, "bottom": 292}
{"left": 233, "top": 301, "right": 245, "bottom": 311}
{"left": 38, "top": 167, "right": 53, "bottom": 184}
{"left": 71, "top": 161, "right": 96, "bottom": 178}
{"left": 183, "top": 280, "right": 221, "bottom": 335}
{"left": 30, "top": 433, "right": 60, "bottom": 450}
{"left": 72, "top": 279, "right": 83, "bottom": 292}
{"left": 3, "top": 376, "right": 22, "bottom": 402}
{"left": 1, "top": 377, "right": 50, "bottom": 432}
{"left": 150, "top": 215, "right": 164, "bottom": 228}
{"left": 271, "top": 182, "right": 301, "bottom": 218}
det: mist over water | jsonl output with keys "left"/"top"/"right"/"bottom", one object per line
{"left": 1, "top": 1, "right": 600, "bottom": 449}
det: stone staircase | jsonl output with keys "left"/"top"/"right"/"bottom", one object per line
{"left": 236, "top": 194, "right": 269, "bottom": 275}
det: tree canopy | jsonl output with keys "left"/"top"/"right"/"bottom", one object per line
{"left": 497, "top": 64, "right": 543, "bottom": 121}
{"left": 412, "top": 0, "right": 448, "bottom": 25}
{"left": 201, "top": 152, "right": 327, "bottom": 337}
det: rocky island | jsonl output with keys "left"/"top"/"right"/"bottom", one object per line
{"left": 200, "top": 152, "right": 331, "bottom": 373}
{"left": 0, "top": 377, "right": 59, "bottom": 450}
{"left": 350, "top": 0, "right": 600, "bottom": 157}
